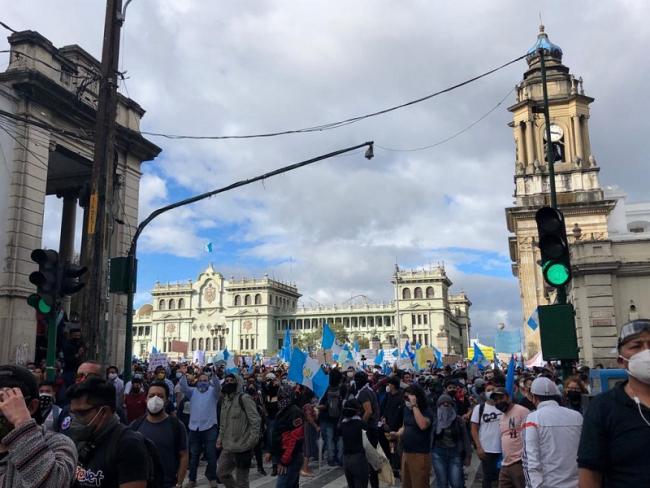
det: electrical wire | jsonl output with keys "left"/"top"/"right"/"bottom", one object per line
{"left": 140, "top": 53, "right": 526, "bottom": 141}
{"left": 0, "top": 21, "right": 17, "bottom": 34}
{"left": 0, "top": 109, "right": 93, "bottom": 140}
{"left": 0, "top": 123, "right": 50, "bottom": 171}
{"left": 376, "top": 85, "right": 516, "bottom": 152}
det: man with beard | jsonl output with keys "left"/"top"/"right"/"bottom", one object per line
{"left": 131, "top": 381, "right": 188, "bottom": 488}
{"left": 0, "top": 364, "right": 77, "bottom": 487}
{"left": 492, "top": 387, "right": 528, "bottom": 488}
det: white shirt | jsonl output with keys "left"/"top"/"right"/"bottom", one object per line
{"left": 471, "top": 402, "right": 503, "bottom": 454}
{"left": 522, "top": 400, "right": 583, "bottom": 488}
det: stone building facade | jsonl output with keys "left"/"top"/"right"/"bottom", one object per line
{"left": 132, "top": 264, "right": 471, "bottom": 360}
{"left": 0, "top": 31, "right": 160, "bottom": 364}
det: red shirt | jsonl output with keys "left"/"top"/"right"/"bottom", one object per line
{"left": 124, "top": 391, "right": 147, "bottom": 423}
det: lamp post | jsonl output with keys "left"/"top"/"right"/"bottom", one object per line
{"left": 393, "top": 264, "right": 402, "bottom": 352}
{"left": 121, "top": 141, "right": 374, "bottom": 380}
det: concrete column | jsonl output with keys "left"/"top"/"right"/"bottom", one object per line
{"left": 525, "top": 120, "right": 535, "bottom": 165}
{"left": 573, "top": 116, "right": 583, "bottom": 160}
{"left": 582, "top": 116, "right": 592, "bottom": 157}
{"left": 516, "top": 123, "right": 525, "bottom": 163}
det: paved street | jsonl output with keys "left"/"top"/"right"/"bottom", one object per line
{"left": 193, "top": 453, "right": 483, "bottom": 487}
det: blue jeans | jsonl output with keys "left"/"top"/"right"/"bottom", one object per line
{"left": 275, "top": 453, "right": 302, "bottom": 488}
{"left": 432, "top": 446, "right": 463, "bottom": 488}
{"left": 322, "top": 421, "right": 343, "bottom": 465}
{"left": 189, "top": 424, "right": 218, "bottom": 481}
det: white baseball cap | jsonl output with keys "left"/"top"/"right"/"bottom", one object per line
{"left": 530, "top": 377, "right": 560, "bottom": 396}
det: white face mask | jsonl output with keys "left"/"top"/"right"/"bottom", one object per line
{"left": 385, "top": 385, "right": 391, "bottom": 393}
{"left": 485, "top": 391, "right": 493, "bottom": 400}
{"left": 147, "top": 396, "right": 165, "bottom": 414}
{"left": 621, "top": 349, "right": 650, "bottom": 384}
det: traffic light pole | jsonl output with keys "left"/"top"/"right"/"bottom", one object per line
{"left": 45, "top": 314, "right": 57, "bottom": 382}
{"left": 539, "top": 49, "right": 572, "bottom": 379}
{"left": 121, "top": 141, "right": 374, "bottom": 380}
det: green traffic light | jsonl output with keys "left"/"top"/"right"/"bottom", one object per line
{"left": 27, "top": 294, "right": 52, "bottom": 314}
{"left": 544, "top": 261, "right": 570, "bottom": 286}
{"left": 38, "top": 298, "right": 52, "bottom": 314}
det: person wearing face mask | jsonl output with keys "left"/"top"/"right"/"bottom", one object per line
{"left": 0, "top": 364, "right": 77, "bottom": 487}
{"left": 177, "top": 363, "right": 221, "bottom": 487}
{"left": 106, "top": 366, "right": 124, "bottom": 409}
{"left": 521, "top": 377, "right": 582, "bottom": 488}
{"left": 379, "top": 376, "right": 403, "bottom": 478}
{"left": 217, "top": 373, "right": 261, "bottom": 488}
{"left": 563, "top": 376, "right": 587, "bottom": 413}
{"left": 578, "top": 319, "right": 650, "bottom": 487}
{"left": 317, "top": 368, "right": 345, "bottom": 467}
{"left": 262, "top": 373, "right": 281, "bottom": 476}
{"left": 340, "top": 398, "right": 369, "bottom": 488}
{"left": 65, "top": 376, "right": 149, "bottom": 488}
{"left": 123, "top": 377, "right": 147, "bottom": 423}
{"left": 470, "top": 383, "right": 503, "bottom": 488}
{"left": 246, "top": 383, "right": 268, "bottom": 476}
{"left": 491, "top": 387, "right": 528, "bottom": 488}
{"left": 354, "top": 371, "right": 383, "bottom": 488}
{"left": 267, "top": 384, "right": 304, "bottom": 488}
{"left": 38, "top": 380, "right": 61, "bottom": 431}
{"left": 130, "top": 381, "right": 188, "bottom": 488}
{"left": 431, "top": 394, "right": 471, "bottom": 488}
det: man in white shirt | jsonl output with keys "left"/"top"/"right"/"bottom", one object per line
{"left": 522, "top": 377, "right": 583, "bottom": 488}
{"left": 471, "top": 383, "right": 503, "bottom": 488}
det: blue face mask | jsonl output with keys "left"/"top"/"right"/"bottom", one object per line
{"left": 197, "top": 381, "right": 209, "bottom": 393}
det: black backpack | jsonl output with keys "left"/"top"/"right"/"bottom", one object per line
{"left": 326, "top": 387, "right": 342, "bottom": 418}
{"left": 106, "top": 423, "right": 166, "bottom": 488}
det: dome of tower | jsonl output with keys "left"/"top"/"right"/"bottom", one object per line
{"left": 526, "top": 25, "right": 563, "bottom": 65}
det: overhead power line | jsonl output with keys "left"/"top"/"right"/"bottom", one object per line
{"left": 376, "top": 85, "right": 516, "bottom": 152}
{"left": 140, "top": 53, "right": 527, "bottom": 141}
{"left": 0, "top": 109, "right": 93, "bottom": 141}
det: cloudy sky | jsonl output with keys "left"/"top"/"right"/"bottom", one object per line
{"left": 3, "top": 1, "right": 648, "bottom": 346}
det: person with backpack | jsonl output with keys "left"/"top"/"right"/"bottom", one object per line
{"left": 318, "top": 368, "right": 344, "bottom": 466}
{"left": 130, "top": 381, "right": 188, "bottom": 488}
{"left": 64, "top": 376, "right": 151, "bottom": 488}
{"left": 354, "top": 370, "right": 382, "bottom": 488}
{"left": 380, "top": 375, "right": 404, "bottom": 478}
{"left": 217, "top": 373, "right": 262, "bottom": 488}
{"left": 470, "top": 382, "right": 503, "bottom": 488}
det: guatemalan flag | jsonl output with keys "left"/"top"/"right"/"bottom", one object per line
{"left": 527, "top": 307, "right": 539, "bottom": 331}
{"left": 433, "top": 346, "right": 443, "bottom": 368}
{"left": 374, "top": 349, "right": 385, "bottom": 366}
{"left": 287, "top": 348, "right": 329, "bottom": 399}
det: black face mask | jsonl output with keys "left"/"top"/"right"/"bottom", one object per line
{"left": 495, "top": 401, "right": 510, "bottom": 413}
{"left": 566, "top": 390, "right": 582, "bottom": 403}
{"left": 222, "top": 382, "right": 237, "bottom": 394}
{"left": 267, "top": 383, "right": 279, "bottom": 394}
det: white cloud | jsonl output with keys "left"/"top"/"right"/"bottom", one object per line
{"left": 6, "top": 0, "right": 650, "bottom": 339}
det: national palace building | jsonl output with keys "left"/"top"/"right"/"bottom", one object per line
{"left": 132, "top": 264, "right": 472, "bottom": 360}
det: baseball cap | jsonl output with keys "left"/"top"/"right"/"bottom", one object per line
{"left": 618, "top": 319, "right": 650, "bottom": 348}
{"left": 530, "top": 377, "right": 560, "bottom": 396}
{"left": 491, "top": 386, "right": 508, "bottom": 397}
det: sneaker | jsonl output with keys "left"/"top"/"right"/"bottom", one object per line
{"left": 271, "top": 465, "right": 278, "bottom": 477}
{"left": 209, "top": 480, "right": 218, "bottom": 488}
{"left": 258, "top": 468, "right": 267, "bottom": 476}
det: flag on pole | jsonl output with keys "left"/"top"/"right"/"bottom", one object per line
{"left": 223, "top": 348, "right": 238, "bottom": 374}
{"left": 281, "top": 329, "right": 292, "bottom": 362}
{"left": 374, "top": 349, "right": 385, "bottom": 366}
{"left": 471, "top": 342, "right": 489, "bottom": 369}
{"left": 527, "top": 307, "right": 539, "bottom": 331}
{"left": 287, "top": 348, "right": 329, "bottom": 399}
{"left": 204, "top": 242, "right": 214, "bottom": 253}
{"left": 505, "top": 355, "right": 516, "bottom": 396}
{"left": 403, "top": 341, "right": 415, "bottom": 361}
{"left": 353, "top": 339, "right": 360, "bottom": 353}
{"left": 322, "top": 323, "right": 336, "bottom": 350}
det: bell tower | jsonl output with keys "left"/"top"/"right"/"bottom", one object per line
{"left": 505, "top": 26, "right": 616, "bottom": 356}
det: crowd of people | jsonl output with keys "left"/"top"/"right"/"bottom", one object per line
{"left": 0, "top": 318, "right": 648, "bottom": 488}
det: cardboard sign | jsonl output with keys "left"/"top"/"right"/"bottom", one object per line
{"left": 170, "top": 340, "right": 188, "bottom": 354}
{"left": 395, "top": 358, "right": 415, "bottom": 371}
{"left": 192, "top": 350, "right": 206, "bottom": 366}
{"left": 148, "top": 353, "right": 169, "bottom": 372}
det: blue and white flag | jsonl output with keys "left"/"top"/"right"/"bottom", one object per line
{"left": 403, "top": 341, "right": 415, "bottom": 361}
{"left": 496, "top": 329, "right": 522, "bottom": 354}
{"left": 281, "top": 329, "right": 292, "bottom": 363}
{"left": 391, "top": 348, "right": 400, "bottom": 358}
{"left": 322, "top": 323, "right": 336, "bottom": 350}
{"left": 353, "top": 340, "right": 360, "bottom": 353}
{"left": 527, "top": 307, "right": 539, "bottom": 331}
{"left": 287, "top": 348, "right": 329, "bottom": 399}
{"left": 374, "top": 349, "right": 385, "bottom": 366}
{"left": 433, "top": 346, "right": 443, "bottom": 368}
{"left": 204, "top": 242, "right": 214, "bottom": 253}
{"left": 331, "top": 340, "right": 345, "bottom": 362}
{"left": 471, "top": 342, "right": 489, "bottom": 370}
{"left": 505, "top": 355, "right": 516, "bottom": 396}
{"left": 151, "top": 346, "right": 159, "bottom": 354}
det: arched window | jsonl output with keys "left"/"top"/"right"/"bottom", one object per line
{"left": 244, "top": 294, "right": 251, "bottom": 305}
{"left": 159, "top": 299, "right": 165, "bottom": 310}
{"left": 255, "top": 294, "right": 262, "bottom": 305}
{"left": 178, "top": 298, "right": 185, "bottom": 309}
{"left": 198, "top": 338, "right": 204, "bottom": 350}
{"left": 191, "top": 338, "right": 197, "bottom": 351}
{"left": 414, "top": 287, "right": 423, "bottom": 299}
{"left": 402, "top": 288, "right": 411, "bottom": 300}
{"left": 426, "top": 286, "right": 434, "bottom": 299}
{"left": 234, "top": 295, "right": 241, "bottom": 306}
{"left": 169, "top": 299, "right": 175, "bottom": 309}
{"left": 205, "top": 338, "right": 212, "bottom": 350}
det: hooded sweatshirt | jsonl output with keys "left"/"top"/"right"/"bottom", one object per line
{"left": 218, "top": 375, "right": 261, "bottom": 452}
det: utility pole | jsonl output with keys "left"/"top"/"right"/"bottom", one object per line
{"left": 81, "top": 0, "right": 124, "bottom": 363}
